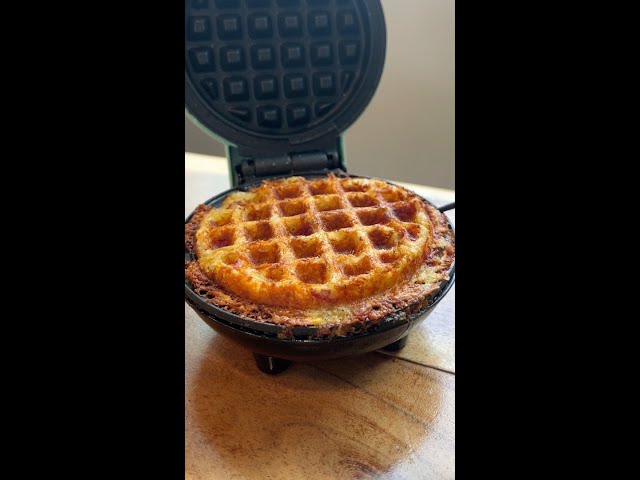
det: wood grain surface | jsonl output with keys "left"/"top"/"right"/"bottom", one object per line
{"left": 185, "top": 154, "right": 455, "bottom": 479}
{"left": 186, "top": 306, "right": 455, "bottom": 480}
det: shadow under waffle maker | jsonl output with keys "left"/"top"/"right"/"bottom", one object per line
{"left": 184, "top": 0, "right": 455, "bottom": 374}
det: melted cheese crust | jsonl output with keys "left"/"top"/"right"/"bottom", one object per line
{"left": 185, "top": 176, "right": 454, "bottom": 330}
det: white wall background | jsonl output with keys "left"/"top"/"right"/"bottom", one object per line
{"left": 186, "top": 0, "right": 454, "bottom": 189}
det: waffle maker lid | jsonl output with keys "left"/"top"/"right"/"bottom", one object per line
{"left": 185, "top": 0, "right": 387, "bottom": 186}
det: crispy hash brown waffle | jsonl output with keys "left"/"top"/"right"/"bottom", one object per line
{"left": 185, "top": 174, "right": 454, "bottom": 333}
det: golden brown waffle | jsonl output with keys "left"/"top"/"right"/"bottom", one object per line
{"left": 189, "top": 174, "right": 454, "bottom": 318}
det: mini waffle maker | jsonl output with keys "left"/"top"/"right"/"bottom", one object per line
{"left": 184, "top": 0, "right": 455, "bottom": 373}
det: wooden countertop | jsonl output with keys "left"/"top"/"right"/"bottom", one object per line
{"left": 185, "top": 153, "right": 456, "bottom": 479}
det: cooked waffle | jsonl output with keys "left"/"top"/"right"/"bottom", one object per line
{"left": 186, "top": 174, "right": 454, "bottom": 329}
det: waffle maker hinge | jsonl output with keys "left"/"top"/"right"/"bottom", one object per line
{"left": 227, "top": 138, "right": 347, "bottom": 187}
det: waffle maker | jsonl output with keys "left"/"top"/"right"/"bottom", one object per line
{"left": 184, "top": 0, "right": 455, "bottom": 374}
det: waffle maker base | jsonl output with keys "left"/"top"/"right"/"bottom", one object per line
{"left": 185, "top": 174, "right": 454, "bottom": 374}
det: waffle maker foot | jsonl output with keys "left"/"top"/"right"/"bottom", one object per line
{"left": 253, "top": 335, "right": 410, "bottom": 373}
{"left": 254, "top": 354, "right": 291, "bottom": 375}
{"left": 381, "top": 335, "right": 409, "bottom": 352}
